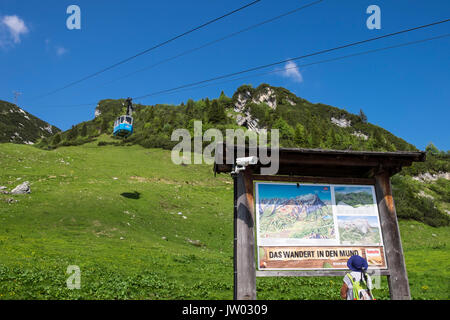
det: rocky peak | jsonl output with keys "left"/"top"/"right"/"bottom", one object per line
{"left": 251, "top": 87, "right": 277, "bottom": 109}
{"left": 0, "top": 100, "right": 60, "bottom": 144}
{"left": 232, "top": 85, "right": 280, "bottom": 133}
{"left": 233, "top": 85, "right": 279, "bottom": 113}
{"left": 94, "top": 104, "right": 102, "bottom": 118}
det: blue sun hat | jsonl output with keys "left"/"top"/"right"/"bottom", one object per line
{"left": 347, "top": 255, "right": 368, "bottom": 272}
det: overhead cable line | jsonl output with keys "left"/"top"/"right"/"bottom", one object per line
{"left": 32, "top": 0, "right": 262, "bottom": 100}
{"left": 147, "top": 33, "right": 450, "bottom": 99}
{"left": 37, "top": 32, "right": 449, "bottom": 109}
{"left": 94, "top": 0, "right": 324, "bottom": 89}
{"left": 132, "top": 18, "right": 450, "bottom": 100}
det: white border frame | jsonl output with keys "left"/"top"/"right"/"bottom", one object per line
{"left": 255, "top": 181, "right": 387, "bottom": 271}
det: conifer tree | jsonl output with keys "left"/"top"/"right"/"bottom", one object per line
{"left": 185, "top": 99, "right": 194, "bottom": 118}
{"left": 80, "top": 123, "right": 87, "bottom": 137}
{"left": 208, "top": 100, "right": 226, "bottom": 124}
{"left": 425, "top": 142, "right": 439, "bottom": 155}
{"left": 100, "top": 119, "right": 109, "bottom": 134}
{"left": 325, "top": 128, "right": 336, "bottom": 148}
{"left": 273, "top": 118, "right": 295, "bottom": 142}
{"left": 52, "top": 133, "right": 61, "bottom": 145}
{"left": 294, "top": 123, "right": 307, "bottom": 147}
{"left": 67, "top": 125, "right": 78, "bottom": 140}
{"left": 359, "top": 109, "right": 368, "bottom": 124}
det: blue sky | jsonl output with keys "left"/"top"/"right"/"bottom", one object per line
{"left": 1, "top": 0, "right": 449, "bottom": 150}
{"left": 257, "top": 183, "right": 331, "bottom": 201}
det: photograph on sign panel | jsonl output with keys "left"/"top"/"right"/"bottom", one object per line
{"left": 256, "top": 182, "right": 338, "bottom": 246}
{"left": 337, "top": 215, "right": 382, "bottom": 245}
{"left": 334, "top": 186, "right": 377, "bottom": 216}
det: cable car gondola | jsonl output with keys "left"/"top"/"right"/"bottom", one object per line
{"left": 113, "top": 97, "right": 134, "bottom": 138}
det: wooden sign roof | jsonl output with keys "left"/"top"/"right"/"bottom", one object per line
{"left": 214, "top": 143, "right": 426, "bottom": 178}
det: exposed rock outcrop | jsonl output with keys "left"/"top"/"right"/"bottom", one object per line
{"left": 11, "top": 181, "right": 31, "bottom": 194}
{"left": 0, "top": 186, "right": 8, "bottom": 194}
{"left": 352, "top": 131, "right": 369, "bottom": 140}
{"left": 251, "top": 87, "right": 277, "bottom": 109}
{"left": 233, "top": 86, "right": 279, "bottom": 133}
{"left": 418, "top": 190, "right": 434, "bottom": 200}
{"left": 331, "top": 117, "right": 351, "bottom": 128}
{"left": 412, "top": 172, "right": 450, "bottom": 183}
{"left": 94, "top": 104, "right": 102, "bottom": 118}
{"left": 286, "top": 98, "right": 296, "bottom": 106}
{"left": 236, "top": 114, "right": 260, "bottom": 133}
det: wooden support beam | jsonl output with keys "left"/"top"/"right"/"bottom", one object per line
{"left": 215, "top": 144, "right": 425, "bottom": 177}
{"left": 279, "top": 156, "right": 381, "bottom": 167}
{"left": 235, "top": 169, "right": 256, "bottom": 300}
{"left": 256, "top": 270, "right": 390, "bottom": 277}
{"left": 253, "top": 175, "right": 375, "bottom": 185}
{"left": 374, "top": 172, "right": 411, "bottom": 300}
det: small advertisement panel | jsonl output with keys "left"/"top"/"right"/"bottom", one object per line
{"left": 255, "top": 182, "right": 387, "bottom": 270}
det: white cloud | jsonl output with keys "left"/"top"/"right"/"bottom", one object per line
{"left": 1, "top": 15, "right": 28, "bottom": 44}
{"left": 56, "top": 46, "right": 68, "bottom": 56}
{"left": 45, "top": 39, "right": 68, "bottom": 56}
{"left": 282, "top": 60, "right": 303, "bottom": 83}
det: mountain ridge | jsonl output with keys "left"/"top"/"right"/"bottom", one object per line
{"left": 0, "top": 100, "right": 60, "bottom": 144}
{"left": 37, "top": 83, "right": 417, "bottom": 153}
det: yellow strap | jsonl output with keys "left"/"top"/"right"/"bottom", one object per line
{"left": 346, "top": 273, "right": 355, "bottom": 285}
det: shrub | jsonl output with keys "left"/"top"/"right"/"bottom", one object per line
{"left": 391, "top": 175, "right": 450, "bottom": 227}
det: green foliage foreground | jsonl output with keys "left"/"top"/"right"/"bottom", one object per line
{"left": 0, "top": 142, "right": 449, "bottom": 299}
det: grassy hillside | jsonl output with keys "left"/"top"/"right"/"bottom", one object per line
{"left": 0, "top": 100, "right": 60, "bottom": 144}
{"left": 32, "top": 84, "right": 450, "bottom": 226}
{"left": 0, "top": 141, "right": 448, "bottom": 299}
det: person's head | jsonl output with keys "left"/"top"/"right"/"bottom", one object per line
{"left": 347, "top": 255, "right": 368, "bottom": 272}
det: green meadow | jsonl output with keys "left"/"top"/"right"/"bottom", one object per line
{"left": 0, "top": 140, "right": 448, "bottom": 299}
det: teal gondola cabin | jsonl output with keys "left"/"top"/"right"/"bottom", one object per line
{"left": 113, "top": 115, "right": 133, "bottom": 137}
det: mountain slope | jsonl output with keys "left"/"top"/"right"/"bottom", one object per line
{"left": 0, "top": 142, "right": 448, "bottom": 299}
{"left": 33, "top": 83, "right": 448, "bottom": 227}
{"left": 231, "top": 84, "right": 416, "bottom": 151}
{"left": 0, "top": 100, "right": 60, "bottom": 144}
{"left": 393, "top": 150, "right": 450, "bottom": 227}
{"left": 38, "top": 83, "right": 416, "bottom": 152}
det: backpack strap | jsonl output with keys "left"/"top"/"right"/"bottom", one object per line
{"left": 345, "top": 273, "right": 355, "bottom": 285}
{"left": 362, "top": 272, "right": 375, "bottom": 300}
{"left": 346, "top": 273, "right": 360, "bottom": 300}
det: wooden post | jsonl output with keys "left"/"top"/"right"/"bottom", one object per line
{"left": 374, "top": 171, "right": 411, "bottom": 300}
{"left": 235, "top": 169, "right": 256, "bottom": 300}
{"left": 233, "top": 172, "right": 237, "bottom": 300}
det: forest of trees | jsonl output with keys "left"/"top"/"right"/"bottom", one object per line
{"left": 37, "top": 84, "right": 417, "bottom": 153}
